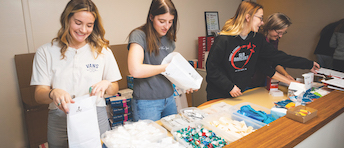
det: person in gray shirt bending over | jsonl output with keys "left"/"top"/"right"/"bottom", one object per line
{"left": 330, "top": 19, "right": 344, "bottom": 72}
{"left": 127, "top": 0, "right": 194, "bottom": 121}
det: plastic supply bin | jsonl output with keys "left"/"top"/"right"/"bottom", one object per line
{"left": 171, "top": 121, "right": 230, "bottom": 148}
{"left": 230, "top": 102, "right": 271, "bottom": 127}
{"left": 160, "top": 114, "right": 190, "bottom": 132}
{"left": 202, "top": 112, "right": 263, "bottom": 142}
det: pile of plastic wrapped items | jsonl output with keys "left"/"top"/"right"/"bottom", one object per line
{"left": 101, "top": 120, "right": 185, "bottom": 148}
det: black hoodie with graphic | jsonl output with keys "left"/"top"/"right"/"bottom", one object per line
{"left": 206, "top": 32, "right": 313, "bottom": 100}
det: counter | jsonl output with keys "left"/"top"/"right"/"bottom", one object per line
{"left": 196, "top": 87, "right": 344, "bottom": 148}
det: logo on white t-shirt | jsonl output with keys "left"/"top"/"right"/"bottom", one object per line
{"left": 86, "top": 64, "right": 99, "bottom": 72}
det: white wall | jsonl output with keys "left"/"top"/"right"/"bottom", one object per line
{"left": 0, "top": 0, "right": 241, "bottom": 147}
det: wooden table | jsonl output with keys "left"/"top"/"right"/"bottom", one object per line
{"left": 215, "top": 89, "right": 344, "bottom": 148}
{"left": 198, "top": 86, "right": 289, "bottom": 109}
{"left": 159, "top": 86, "right": 344, "bottom": 147}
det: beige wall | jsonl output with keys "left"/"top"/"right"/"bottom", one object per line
{"left": 0, "top": 0, "right": 241, "bottom": 147}
{"left": 0, "top": 0, "right": 30, "bottom": 147}
{"left": 257, "top": 0, "right": 344, "bottom": 77}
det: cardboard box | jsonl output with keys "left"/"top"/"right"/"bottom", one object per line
{"left": 110, "top": 96, "right": 131, "bottom": 108}
{"left": 286, "top": 105, "right": 318, "bottom": 123}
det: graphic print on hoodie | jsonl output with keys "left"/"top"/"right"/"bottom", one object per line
{"left": 229, "top": 42, "right": 256, "bottom": 72}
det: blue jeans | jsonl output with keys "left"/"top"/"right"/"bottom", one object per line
{"left": 132, "top": 94, "right": 178, "bottom": 121}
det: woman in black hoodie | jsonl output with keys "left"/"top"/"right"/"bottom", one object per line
{"left": 206, "top": 1, "right": 320, "bottom": 101}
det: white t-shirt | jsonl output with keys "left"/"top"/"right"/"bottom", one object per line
{"left": 31, "top": 41, "right": 122, "bottom": 109}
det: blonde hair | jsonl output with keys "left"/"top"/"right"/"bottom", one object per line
{"left": 52, "top": 0, "right": 109, "bottom": 59}
{"left": 220, "top": 1, "right": 263, "bottom": 36}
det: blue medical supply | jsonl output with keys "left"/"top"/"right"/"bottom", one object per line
{"left": 237, "top": 105, "right": 276, "bottom": 124}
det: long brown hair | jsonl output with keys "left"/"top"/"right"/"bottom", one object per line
{"left": 262, "top": 12, "right": 292, "bottom": 36}
{"left": 220, "top": 1, "right": 263, "bottom": 36}
{"left": 129, "top": 0, "right": 178, "bottom": 55}
{"left": 52, "top": 0, "right": 109, "bottom": 59}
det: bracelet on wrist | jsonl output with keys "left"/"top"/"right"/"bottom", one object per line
{"left": 49, "top": 88, "right": 55, "bottom": 100}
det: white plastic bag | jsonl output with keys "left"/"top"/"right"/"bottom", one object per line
{"left": 161, "top": 52, "right": 203, "bottom": 92}
{"left": 67, "top": 95, "right": 101, "bottom": 148}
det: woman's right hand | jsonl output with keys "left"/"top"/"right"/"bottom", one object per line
{"left": 50, "top": 88, "right": 75, "bottom": 114}
{"left": 310, "top": 62, "right": 320, "bottom": 74}
{"left": 230, "top": 85, "right": 242, "bottom": 97}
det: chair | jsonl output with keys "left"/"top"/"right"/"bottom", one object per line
{"left": 14, "top": 53, "right": 49, "bottom": 148}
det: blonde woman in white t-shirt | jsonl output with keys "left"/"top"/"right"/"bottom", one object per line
{"left": 30, "top": 0, "right": 122, "bottom": 147}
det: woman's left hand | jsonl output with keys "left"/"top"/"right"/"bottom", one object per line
{"left": 90, "top": 80, "right": 111, "bottom": 98}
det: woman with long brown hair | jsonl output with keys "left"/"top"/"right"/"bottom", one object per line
{"left": 30, "top": 0, "right": 121, "bottom": 146}
{"left": 250, "top": 13, "right": 294, "bottom": 87}
{"left": 127, "top": 0, "right": 181, "bottom": 121}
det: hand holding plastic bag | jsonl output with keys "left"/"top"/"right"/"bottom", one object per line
{"left": 161, "top": 52, "right": 203, "bottom": 93}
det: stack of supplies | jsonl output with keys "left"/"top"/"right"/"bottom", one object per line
{"left": 317, "top": 68, "right": 344, "bottom": 91}
{"left": 287, "top": 82, "right": 326, "bottom": 106}
{"left": 106, "top": 89, "right": 133, "bottom": 128}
